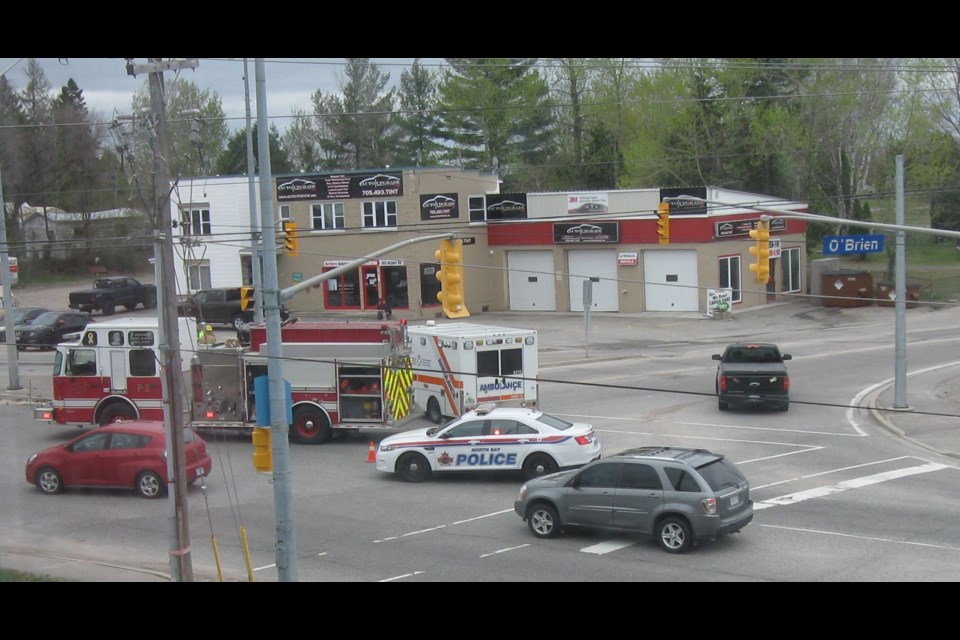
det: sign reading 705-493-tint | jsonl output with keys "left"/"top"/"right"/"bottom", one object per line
{"left": 822, "top": 234, "right": 885, "bottom": 255}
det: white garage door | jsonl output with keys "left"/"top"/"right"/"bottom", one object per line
{"left": 507, "top": 251, "right": 556, "bottom": 311}
{"left": 644, "top": 250, "right": 699, "bottom": 311}
{"left": 568, "top": 249, "right": 619, "bottom": 312}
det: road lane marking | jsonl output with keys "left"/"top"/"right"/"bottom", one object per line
{"left": 760, "top": 524, "right": 960, "bottom": 552}
{"left": 374, "top": 508, "right": 514, "bottom": 543}
{"left": 754, "top": 462, "right": 948, "bottom": 510}
{"left": 479, "top": 544, "right": 530, "bottom": 558}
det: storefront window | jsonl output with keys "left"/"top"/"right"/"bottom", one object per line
{"left": 420, "top": 263, "right": 441, "bottom": 308}
{"left": 324, "top": 269, "right": 361, "bottom": 309}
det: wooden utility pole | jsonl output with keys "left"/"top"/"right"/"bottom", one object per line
{"left": 128, "top": 57, "right": 199, "bottom": 582}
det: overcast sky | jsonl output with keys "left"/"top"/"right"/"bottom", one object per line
{"left": 0, "top": 57, "right": 434, "bottom": 133}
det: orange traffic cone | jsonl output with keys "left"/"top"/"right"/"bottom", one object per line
{"left": 366, "top": 441, "right": 376, "bottom": 463}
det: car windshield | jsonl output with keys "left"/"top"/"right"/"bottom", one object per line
{"left": 695, "top": 458, "right": 747, "bottom": 491}
{"left": 32, "top": 312, "right": 61, "bottom": 327}
{"left": 533, "top": 412, "right": 574, "bottom": 431}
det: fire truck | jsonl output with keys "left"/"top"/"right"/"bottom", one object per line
{"left": 407, "top": 321, "right": 538, "bottom": 423}
{"left": 34, "top": 317, "right": 415, "bottom": 445}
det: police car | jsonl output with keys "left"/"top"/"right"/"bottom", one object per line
{"left": 375, "top": 403, "right": 602, "bottom": 482}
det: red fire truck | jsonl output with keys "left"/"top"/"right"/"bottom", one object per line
{"left": 34, "top": 317, "right": 415, "bottom": 444}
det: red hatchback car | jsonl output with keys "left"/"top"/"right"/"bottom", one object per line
{"left": 25, "top": 421, "right": 212, "bottom": 499}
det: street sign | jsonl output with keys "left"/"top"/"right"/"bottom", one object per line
{"left": 769, "top": 238, "right": 781, "bottom": 259}
{"left": 822, "top": 234, "right": 885, "bottom": 255}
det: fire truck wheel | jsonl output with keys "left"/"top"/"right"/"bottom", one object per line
{"left": 135, "top": 471, "right": 165, "bottom": 499}
{"left": 426, "top": 398, "right": 443, "bottom": 424}
{"left": 99, "top": 403, "right": 136, "bottom": 425}
{"left": 36, "top": 468, "right": 64, "bottom": 495}
{"left": 397, "top": 452, "right": 431, "bottom": 483}
{"left": 290, "top": 406, "right": 331, "bottom": 445}
{"left": 522, "top": 453, "right": 559, "bottom": 480}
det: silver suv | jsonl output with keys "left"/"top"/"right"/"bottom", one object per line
{"left": 513, "top": 446, "right": 753, "bottom": 553}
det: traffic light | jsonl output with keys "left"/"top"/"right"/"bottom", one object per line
{"left": 252, "top": 426, "right": 272, "bottom": 473}
{"left": 656, "top": 201, "right": 670, "bottom": 245}
{"left": 435, "top": 238, "right": 470, "bottom": 318}
{"left": 748, "top": 219, "right": 771, "bottom": 284}
{"left": 240, "top": 286, "right": 254, "bottom": 311}
{"left": 283, "top": 220, "right": 299, "bottom": 256}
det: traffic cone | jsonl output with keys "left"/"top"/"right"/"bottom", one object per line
{"left": 366, "top": 441, "right": 376, "bottom": 463}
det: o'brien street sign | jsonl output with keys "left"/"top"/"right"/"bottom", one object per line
{"left": 822, "top": 234, "right": 885, "bottom": 255}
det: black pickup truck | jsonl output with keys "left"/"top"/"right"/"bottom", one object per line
{"left": 68, "top": 276, "right": 157, "bottom": 316}
{"left": 177, "top": 287, "right": 289, "bottom": 331}
{"left": 712, "top": 342, "right": 792, "bottom": 411}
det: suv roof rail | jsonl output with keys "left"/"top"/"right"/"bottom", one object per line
{"left": 615, "top": 446, "right": 713, "bottom": 461}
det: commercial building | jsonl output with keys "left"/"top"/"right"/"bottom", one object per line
{"left": 170, "top": 169, "right": 807, "bottom": 318}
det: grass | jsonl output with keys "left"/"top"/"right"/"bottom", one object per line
{"left": 0, "top": 568, "right": 73, "bottom": 582}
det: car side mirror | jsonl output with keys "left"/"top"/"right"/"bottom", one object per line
{"left": 712, "top": 354, "right": 721, "bottom": 361}
{"left": 782, "top": 354, "right": 792, "bottom": 361}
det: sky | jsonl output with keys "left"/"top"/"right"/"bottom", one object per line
{"left": 0, "top": 57, "right": 433, "bottom": 133}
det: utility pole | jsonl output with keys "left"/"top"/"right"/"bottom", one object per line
{"left": 1, "top": 58, "right": 24, "bottom": 391}
{"left": 243, "top": 59, "right": 264, "bottom": 323}
{"left": 128, "top": 57, "right": 199, "bottom": 582}
{"left": 255, "top": 59, "right": 298, "bottom": 582}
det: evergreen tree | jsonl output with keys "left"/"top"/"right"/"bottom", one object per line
{"left": 395, "top": 59, "right": 443, "bottom": 166}
{"left": 215, "top": 122, "right": 292, "bottom": 175}
{"left": 436, "top": 58, "right": 555, "bottom": 186}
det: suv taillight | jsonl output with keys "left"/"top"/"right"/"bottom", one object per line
{"left": 700, "top": 497, "right": 717, "bottom": 515}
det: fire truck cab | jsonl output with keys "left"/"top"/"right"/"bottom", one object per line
{"left": 34, "top": 316, "right": 198, "bottom": 427}
{"left": 408, "top": 322, "right": 539, "bottom": 423}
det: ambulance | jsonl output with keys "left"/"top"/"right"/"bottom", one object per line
{"left": 408, "top": 322, "right": 538, "bottom": 423}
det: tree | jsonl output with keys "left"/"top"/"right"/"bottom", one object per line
{"left": 215, "top": 122, "right": 292, "bottom": 175}
{"left": 320, "top": 59, "right": 398, "bottom": 170}
{"left": 437, "top": 58, "right": 554, "bottom": 189}
{"left": 395, "top": 59, "right": 443, "bottom": 166}
{"left": 0, "top": 75, "right": 26, "bottom": 245}
{"left": 282, "top": 106, "right": 324, "bottom": 172}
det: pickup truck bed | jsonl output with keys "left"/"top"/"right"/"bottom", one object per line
{"left": 713, "top": 343, "right": 792, "bottom": 411}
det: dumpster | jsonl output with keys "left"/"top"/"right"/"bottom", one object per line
{"left": 821, "top": 270, "right": 874, "bottom": 307}
{"left": 877, "top": 282, "right": 920, "bottom": 309}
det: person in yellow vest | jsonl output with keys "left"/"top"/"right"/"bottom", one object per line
{"left": 198, "top": 323, "right": 217, "bottom": 345}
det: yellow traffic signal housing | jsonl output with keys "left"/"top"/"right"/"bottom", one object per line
{"left": 435, "top": 238, "right": 470, "bottom": 318}
{"left": 252, "top": 426, "right": 273, "bottom": 473}
{"left": 240, "top": 286, "right": 254, "bottom": 311}
{"left": 283, "top": 221, "right": 299, "bottom": 256}
{"left": 656, "top": 201, "right": 670, "bottom": 245}
{"left": 748, "top": 219, "right": 771, "bottom": 284}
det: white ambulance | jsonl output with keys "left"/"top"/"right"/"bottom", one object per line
{"left": 408, "top": 321, "right": 539, "bottom": 423}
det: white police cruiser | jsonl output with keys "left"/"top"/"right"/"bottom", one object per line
{"left": 375, "top": 403, "right": 601, "bottom": 482}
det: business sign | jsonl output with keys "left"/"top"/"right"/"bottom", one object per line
{"left": 714, "top": 217, "right": 787, "bottom": 238}
{"left": 770, "top": 238, "right": 781, "bottom": 259}
{"left": 553, "top": 222, "right": 619, "bottom": 244}
{"left": 660, "top": 186, "right": 707, "bottom": 215}
{"left": 567, "top": 193, "right": 609, "bottom": 215}
{"left": 276, "top": 171, "right": 404, "bottom": 201}
{"left": 618, "top": 252, "right": 638, "bottom": 266}
{"left": 486, "top": 193, "right": 528, "bottom": 220}
{"left": 420, "top": 193, "right": 459, "bottom": 220}
{"left": 706, "top": 288, "right": 733, "bottom": 317}
{"left": 822, "top": 234, "right": 885, "bottom": 255}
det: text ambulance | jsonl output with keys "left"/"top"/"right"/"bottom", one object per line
{"left": 407, "top": 322, "right": 538, "bottom": 423}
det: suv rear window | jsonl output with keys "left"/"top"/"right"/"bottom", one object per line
{"left": 694, "top": 458, "right": 746, "bottom": 491}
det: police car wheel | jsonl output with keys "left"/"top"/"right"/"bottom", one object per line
{"left": 522, "top": 454, "right": 558, "bottom": 480}
{"left": 527, "top": 503, "right": 559, "bottom": 538}
{"left": 397, "top": 452, "right": 431, "bottom": 483}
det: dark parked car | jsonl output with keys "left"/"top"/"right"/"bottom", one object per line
{"left": 0, "top": 306, "right": 49, "bottom": 342}
{"left": 25, "top": 420, "right": 212, "bottom": 499}
{"left": 514, "top": 446, "right": 754, "bottom": 553}
{"left": 68, "top": 276, "right": 157, "bottom": 316}
{"left": 15, "top": 311, "right": 93, "bottom": 351}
